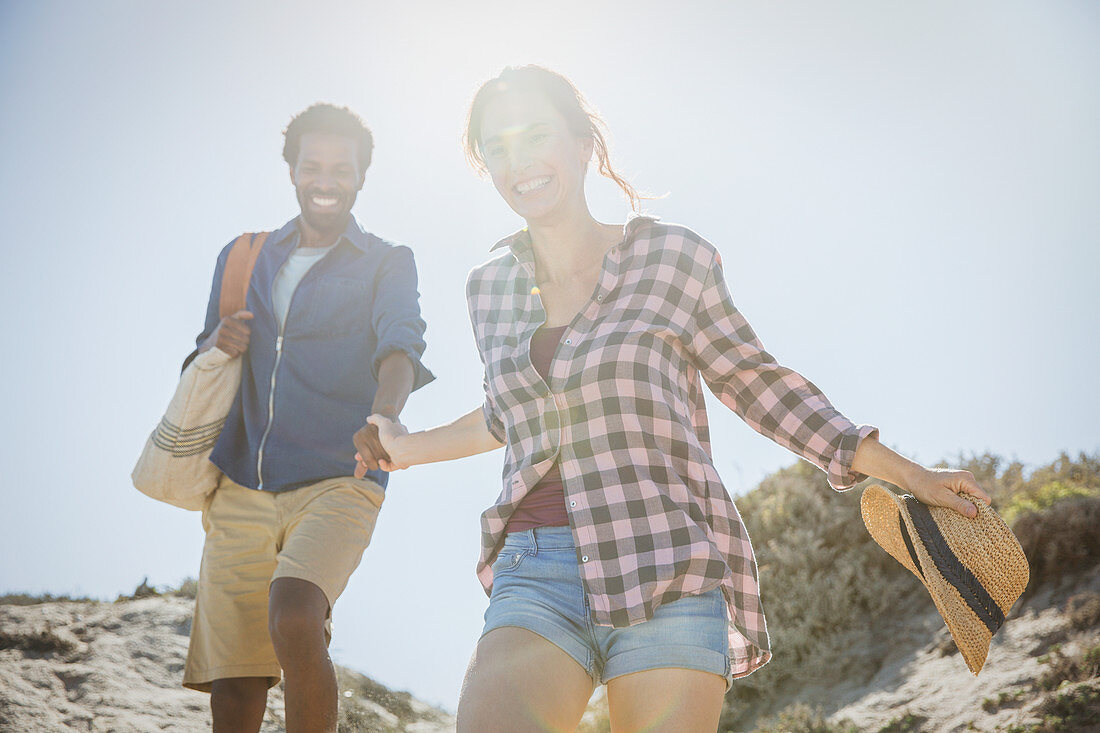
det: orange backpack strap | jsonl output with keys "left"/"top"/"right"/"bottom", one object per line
{"left": 218, "top": 232, "right": 268, "bottom": 318}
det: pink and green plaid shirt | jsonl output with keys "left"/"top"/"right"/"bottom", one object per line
{"left": 466, "top": 216, "right": 877, "bottom": 678}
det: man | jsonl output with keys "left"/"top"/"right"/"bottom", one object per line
{"left": 183, "top": 104, "right": 433, "bottom": 733}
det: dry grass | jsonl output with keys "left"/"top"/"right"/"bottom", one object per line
{"left": 1037, "top": 644, "right": 1100, "bottom": 691}
{"left": 1013, "top": 497, "right": 1100, "bottom": 587}
{"left": 0, "top": 627, "right": 76, "bottom": 655}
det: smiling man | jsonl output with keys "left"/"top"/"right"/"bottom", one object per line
{"left": 182, "top": 104, "right": 433, "bottom": 733}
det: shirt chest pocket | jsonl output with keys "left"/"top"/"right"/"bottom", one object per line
{"left": 482, "top": 332, "right": 540, "bottom": 408}
{"left": 289, "top": 276, "right": 373, "bottom": 339}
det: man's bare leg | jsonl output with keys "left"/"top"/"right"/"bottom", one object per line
{"left": 211, "top": 677, "right": 268, "bottom": 733}
{"left": 268, "top": 577, "right": 336, "bottom": 733}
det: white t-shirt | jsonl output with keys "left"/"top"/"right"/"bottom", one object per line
{"left": 272, "top": 242, "right": 338, "bottom": 328}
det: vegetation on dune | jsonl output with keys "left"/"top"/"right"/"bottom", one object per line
{"left": 753, "top": 703, "right": 859, "bottom": 732}
{"left": 0, "top": 577, "right": 199, "bottom": 607}
{"left": 720, "top": 461, "right": 921, "bottom": 728}
{"left": 0, "top": 627, "right": 76, "bottom": 656}
{"left": 335, "top": 666, "right": 451, "bottom": 732}
{"left": 0, "top": 592, "right": 97, "bottom": 606}
{"left": 716, "top": 451, "right": 1100, "bottom": 731}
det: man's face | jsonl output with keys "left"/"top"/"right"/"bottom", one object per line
{"left": 290, "top": 132, "right": 365, "bottom": 236}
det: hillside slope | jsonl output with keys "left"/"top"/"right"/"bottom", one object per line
{"left": 0, "top": 595, "right": 454, "bottom": 732}
{"left": 3, "top": 453, "right": 1097, "bottom": 732}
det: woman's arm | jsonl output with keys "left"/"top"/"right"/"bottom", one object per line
{"left": 357, "top": 406, "right": 504, "bottom": 474}
{"left": 852, "top": 435, "right": 991, "bottom": 517}
{"left": 687, "top": 247, "right": 990, "bottom": 517}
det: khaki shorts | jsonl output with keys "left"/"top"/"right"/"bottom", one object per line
{"left": 183, "top": 475, "right": 384, "bottom": 692}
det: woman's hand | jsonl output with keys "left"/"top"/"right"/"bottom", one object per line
{"left": 904, "top": 466, "right": 991, "bottom": 519}
{"left": 366, "top": 413, "right": 411, "bottom": 472}
{"left": 852, "top": 436, "right": 991, "bottom": 518}
{"left": 354, "top": 406, "right": 504, "bottom": 476}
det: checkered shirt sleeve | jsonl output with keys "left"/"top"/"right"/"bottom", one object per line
{"left": 690, "top": 250, "right": 878, "bottom": 490}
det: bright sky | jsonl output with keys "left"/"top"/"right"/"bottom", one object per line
{"left": 2, "top": 0, "right": 1098, "bottom": 711}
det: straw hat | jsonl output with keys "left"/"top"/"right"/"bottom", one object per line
{"left": 860, "top": 484, "right": 1030, "bottom": 674}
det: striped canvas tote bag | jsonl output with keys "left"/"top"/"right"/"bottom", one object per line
{"left": 131, "top": 232, "right": 266, "bottom": 510}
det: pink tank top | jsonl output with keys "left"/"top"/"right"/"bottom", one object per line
{"left": 504, "top": 325, "right": 570, "bottom": 533}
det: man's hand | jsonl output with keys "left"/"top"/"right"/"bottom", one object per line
{"left": 199, "top": 310, "right": 254, "bottom": 358}
{"left": 353, "top": 419, "right": 401, "bottom": 478}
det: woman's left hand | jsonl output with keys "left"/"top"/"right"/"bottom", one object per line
{"left": 905, "top": 467, "right": 991, "bottom": 519}
{"left": 852, "top": 437, "right": 992, "bottom": 518}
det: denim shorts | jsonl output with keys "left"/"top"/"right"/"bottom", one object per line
{"left": 481, "top": 526, "right": 733, "bottom": 687}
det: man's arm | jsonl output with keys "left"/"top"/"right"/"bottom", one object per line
{"left": 353, "top": 342, "right": 416, "bottom": 474}
{"left": 369, "top": 246, "right": 435, "bottom": 392}
{"left": 371, "top": 351, "right": 415, "bottom": 419}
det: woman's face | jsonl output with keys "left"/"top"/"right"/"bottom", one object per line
{"left": 478, "top": 89, "right": 594, "bottom": 226}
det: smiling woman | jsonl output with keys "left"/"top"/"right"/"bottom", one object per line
{"left": 352, "top": 64, "right": 996, "bottom": 733}
{"left": 464, "top": 67, "right": 641, "bottom": 214}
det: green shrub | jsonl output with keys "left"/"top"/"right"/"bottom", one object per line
{"left": 1037, "top": 644, "right": 1100, "bottom": 691}
{"left": 115, "top": 577, "right": 160, "bottom": 602}
{"left": 1013, "top": 497, "right": 1100, "bottom": 585}
{"left": 877, "top": 711, "right": 926, "bottom": 732}
{"left": 1001, "top": 481, "right": 1098, "bottom": 525}
{"left": 720, "top": 462, "right": 922, "bottom": 726}
{"left": 0, "top": 592, "right": 96, "bottom": 606}
{"left": 170, "top": 578, "right": 199, "bottom": 599}
{"left": 717, "top": 452, "right": 1099, "bottom": 728}
{"left": 1030, "top": 682, "right": 1100, "bottom": 732}
{"left": 982, "top": 689, "right": 1026, "bottom": 713}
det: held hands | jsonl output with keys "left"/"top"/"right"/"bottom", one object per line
{"left": 369, "top": 414, "right": 411, "bottom": 472}
{"left": 199, "top": 309, "right": 253, "bottom": 358}
{"left": 353, "top": 414, "right": 411, "bottom": 477}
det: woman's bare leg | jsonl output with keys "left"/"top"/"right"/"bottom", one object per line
{"left": 457, "top": 627, "right": 595, "bottom": 733}
{"left": 607, "top": 668, "right": 726, "bottom": 732}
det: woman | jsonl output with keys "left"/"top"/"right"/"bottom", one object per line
{"left": 353, "top": 66, "right": 990, "bottom": 732}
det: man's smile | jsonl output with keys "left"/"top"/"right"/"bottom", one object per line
{"left": 310, "top": 194, "right": 340, "bottom": 208}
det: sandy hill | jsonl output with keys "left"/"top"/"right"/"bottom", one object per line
{"left": 0, "top": 595, "right": 454, "bottom": 732}
{"left": 2, "top": 572, "right": 1096, "bottom": 732}
{"left": 814, "top": 569, "right": 1100, "bottom": 732}
{"left": 3, "top": 453, "right": 1098, "bottom": 732}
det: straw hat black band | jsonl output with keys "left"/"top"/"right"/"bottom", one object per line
{"left": 900, "top": 496, "right": 1006, "bottom": 634}
{"left": 862, "top": 484, "right": 1028, "bottom": 674}
{"left": 899, "top": 513, "right": 926, "bottom": 579}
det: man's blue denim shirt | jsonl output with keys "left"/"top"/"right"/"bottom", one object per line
{"left": 194, "top": 215, "right": 434, "bottom": 493}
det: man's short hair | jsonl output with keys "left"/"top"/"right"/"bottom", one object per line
{"left": 282, "top": 103, "right": 374, "bottom": 171}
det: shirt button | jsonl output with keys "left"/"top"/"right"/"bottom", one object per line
{"left": 581, "top": 555, "right": 589, "bottom": 562}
